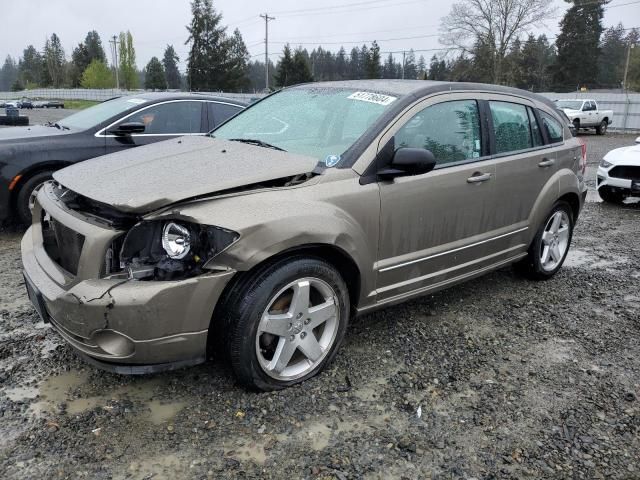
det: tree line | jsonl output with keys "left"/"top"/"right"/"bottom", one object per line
{"left": 1, "top": 0, "right": 639, "bottom": 93}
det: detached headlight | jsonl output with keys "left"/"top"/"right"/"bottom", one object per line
{"left": 119, "top": 220, "right": 239, "bottom": 280}
{"left": 600, "top": 159, "right": 613, "bottom": 169}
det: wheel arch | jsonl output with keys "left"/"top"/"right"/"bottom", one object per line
{"left": 557, "top": 191, "right": 580, "bottom": 221}
{"left": 9, "top": 161, "right": 70, "bottom": 209}
{"left": 207, "top": 243, "right": 362, "bottom": 357}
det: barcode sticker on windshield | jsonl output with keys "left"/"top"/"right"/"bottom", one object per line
{"left": 348, "top": 91, "right": 397, "bottom": 106}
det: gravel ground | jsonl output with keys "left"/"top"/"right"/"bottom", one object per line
{"left": 0, "top": 133, "right": 638, "bottom": 479}
{"left": 0, "top": 108, "right": 79, "bottom": 128}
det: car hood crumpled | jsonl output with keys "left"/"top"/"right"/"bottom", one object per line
{"left": 54, "top": 136, "right": 319, "bottom": 213}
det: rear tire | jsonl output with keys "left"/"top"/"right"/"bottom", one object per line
{"left": 515, "top": 201, "right": 574, "bottom": 280}
{"left": 16, "top": 171, "right": 53, "bottom": 226}
{"left": 596, "top": 120, "right": 607, "bottom": 135}
{"left": 598, "top": 187, "right": 625, "bottom": 204}
{"left": 221, "top": 256, "right": 349, "bottom": 391}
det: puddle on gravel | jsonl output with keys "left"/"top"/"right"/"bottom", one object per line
{"left": 6, "top": 370, "right": 185, "bottom": 424}
{"left": 564, "top": 249, "right": 629, "bottom": 270}
{"left": 225, "top": 442, "right": 268, "bottom": 464}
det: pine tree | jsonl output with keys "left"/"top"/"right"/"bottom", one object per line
{"left": 186, "top": 0, "right": 230, "bottom": 91}
{"left": 366, "top": 41, "right": 381, "bottom": 79}
{"left": 44, "top": 33, "right": 65, "bottom": 87}
{"left": 163, "top": 45, "right": 181, "bottom": 89}
{"left": 335, "top": 47, "right": 347, "bottom": 79}
{"left": 0, "top": 56, "right": 19, "bottom": 91}
{"left": 428, "top": 55, "right": 449, "bottom": 80}
{"left": 19, "top": 46, "right": 42, "bottom": 87}
{"left": 275, "top": 44, "right": 295, "bottom": 87}
{"left": 382, "top": 53, "right": 395, "bottom": 79}
{"left": 553, "top": 0, "right": 607, "bottom": 89}
{"left": 226, "top": 29, "right": 250, "bottom": 91}
{"left": 403, "top": 49, "right": 417, "bottom": 79}
{"left": 417, "top": 55, "right": 427, "bottom": 79}
{"left": 144, "top": 57, "right": 166, "bottom": 90}
{"left": 348, "top": 48, "right": 360, "bottom": 79}
{"left": 597, "top": 24, "right": 627, "bottom": 87}
{"left": 292, "top": 48, "right": 313, "bottom": 84}
{"left": 119, "top": 31, "right": 138, "bottom": 89}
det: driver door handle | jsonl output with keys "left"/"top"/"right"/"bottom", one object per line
{"left": 467, "top": 172, "right": 492, "bottom": 183}
{"left": 538, "top": 158, "right": 555, "bottom": 168}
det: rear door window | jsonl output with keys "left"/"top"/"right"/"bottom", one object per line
{"left": 539, "top": 111, "right": 564, "bottom": 144}
{"left": 489, "top": 101, "right": 532, "bottom": 154}
{"left": 208, "top": 102, "right": 243, "bottom": 129}
{"left": 395, "top": 100, "right": 482, "bottom": 166}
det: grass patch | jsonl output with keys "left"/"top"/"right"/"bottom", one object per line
{"left": 61, "top": 99, "right": 100, "bottom": 110}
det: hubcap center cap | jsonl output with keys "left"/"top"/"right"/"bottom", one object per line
{"left": 291, "top": 320, "right": 304, "bottom": 335}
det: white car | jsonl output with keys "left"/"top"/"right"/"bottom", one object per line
{"left": 597, "top": 137, "right": 640, "bottom": 203}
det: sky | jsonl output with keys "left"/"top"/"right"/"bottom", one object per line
{"left": 2, "top": 0, "right": 640, "bottom": 71}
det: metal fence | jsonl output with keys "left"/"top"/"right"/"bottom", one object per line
{"left": 2, "top": 88, "right": 639, "bottom": 131}
{"left": 540, "top": 92, "right": 640, "bottom": 132}
{"left": 0, "top": 88, "right": 263, "bottom": 104}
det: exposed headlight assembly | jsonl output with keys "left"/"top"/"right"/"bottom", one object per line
{"left": 119, "top": 220, "right": 239, "bottom": 280}
{"left": 599, "top": 159, "right": 613, "bottom": 169}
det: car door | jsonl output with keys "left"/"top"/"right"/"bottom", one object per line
{"left": 206, "top": 101, "right": 243, "bottom": 130}
{"left": 487, "top": 98, "right": 559, "bottom": 244}
{"left": 103, "top": 100, "right": 207, "bottom": 155}
{"left": 376, "top": 95, "right": 504, "bottom": 303}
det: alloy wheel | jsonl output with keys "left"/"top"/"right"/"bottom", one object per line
{"left": 540, "top": 210, "right": 570, "bottom": 271}
{"left": 256, "top": 277, "right": 340, "bottom": 381}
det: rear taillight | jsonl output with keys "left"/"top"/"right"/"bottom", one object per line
{"left": 578, "top": 139, "right": 587, "bottom": 175}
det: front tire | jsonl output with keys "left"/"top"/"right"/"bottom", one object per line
{"left": 596, "top": 120, "right": 607, "bottom": 135}
{"left": 516, "top": 201, "right": 574, "bottom": 280}
{"left": 16, "top": 171, "right": 53, "bottom": 226}
{"left": 222, "top": 256, "right": 349, "bottom": 391}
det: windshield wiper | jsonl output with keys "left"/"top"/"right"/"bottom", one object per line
{"left": 44, "top": 122, "right": 70, "bottom": 131}
{"left": 228, "top": 138, "right": 286, "bottom": 152}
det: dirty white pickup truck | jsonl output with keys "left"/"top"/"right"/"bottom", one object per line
{"left": 556, "top": 99, "right": 613, "bottom": 135}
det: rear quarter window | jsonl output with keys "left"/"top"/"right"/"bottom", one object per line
{"left": 539, "top": 110, "right": 564, "bottom": 144}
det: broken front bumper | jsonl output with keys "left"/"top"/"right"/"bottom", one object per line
{"left": 21, "top": 185, "right": 236, "bottom": 373}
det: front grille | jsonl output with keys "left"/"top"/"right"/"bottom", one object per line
{"left": 609, "top": 165, "right": 640, "bottom": 181}
{"left": 41, "top": 211, "right": 85, "bottom": 275}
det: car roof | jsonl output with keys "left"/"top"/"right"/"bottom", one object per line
{"left": 291, "top": 79, "right": 558, "bottom": 111}
{"left": 116, "top": 92, "right": 248, "bottom": 106}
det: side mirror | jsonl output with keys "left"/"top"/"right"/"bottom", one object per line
{"left": 109, "top": 122, "right": 146, "bottom": 135}
{"left": 378, "top": 148, "right": 437, "bottom": 180}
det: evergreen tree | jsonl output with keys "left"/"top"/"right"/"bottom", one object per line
{"left": 366, "top": 41, "right": 381, "bottom": 79}
{"left": 427, "top": 55, "right": 448, "bottom": 80}
{"left": 44, "top": 33, "right": 65, "bottom": 87}
{"left": 403, "top": 49, "right": 417, "bottom": 79}
{"left": 163, "top": 45, "right": 181, "bottom": 89}
{"left": 597, "top": 24, "right": 627, "bottom": 87}
{"left": 335, "top": 47, "right": 347, "bottom": 79}
{"left": 19, "top": 46, "right": 42, "bottom": 87}
{"left": 417, "top": 55, "right": 427, "bottom": 79}
{"left": 81, "top": 59, "right": 114, "bottom": 88}
{"left": 70, "top": 31, "right": 107, "bottom": 87}
{"left": 553, "top": 0, "right": 607, "bottom": 89}
{"left": 348, "top": 47, "right": 360, "bottom": 79}
{"left": 275, "top": 44, "right": 295, "bottom": 87}
{"left": 293, "top": 48, "right": 313, "bottom": 84}
{"left": 119, "top": 31, "right": 138, "bottom": 89}
{"left": 84, "top": 31, "right": 106, "bottom": 63}
{"left": 144, "top": 57, "right": 166, "bottom": 90}
{"left": 0, "top": 56, "right": 19, "bottom": 91}
{"left": 359, "top": 45, "right": 369, "bottom": 79}
{"left": 186, "top": 0, "right": 230, "bottom": 91}
{"left": 382, "top": 53, "right": 396, "bottom": 79}
{"left": 226, "top": 29, "right": 250, "bottom": 91}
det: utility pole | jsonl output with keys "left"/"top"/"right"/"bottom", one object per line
{"left": 622, "top": 42, "right": 634, "bottom": 92}
{"left": 109, "top": 35, "right": 120, "bottom": 90}
{"left": 260, "top": 13, "right": 275, "bottom": 91}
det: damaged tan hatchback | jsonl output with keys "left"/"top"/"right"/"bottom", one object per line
{"left": 22, "top": 80, "right": 588, "bottom": 390}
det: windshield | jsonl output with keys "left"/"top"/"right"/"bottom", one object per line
{"left": 214, "top": 88, "right": 398, "bottom": 161}
{"left": 59, "top": 96, "right": 150, "bottom": 130}
{"left": 556, "top": 100, "right": 583, "bottom": 110}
